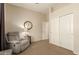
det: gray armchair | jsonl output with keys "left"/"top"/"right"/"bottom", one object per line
{"left": 7, "top": 32, "right": 31, "bottom": 54}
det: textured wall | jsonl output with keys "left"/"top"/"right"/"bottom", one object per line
{"left": 5, "top": 4, "right": 46, "bottom": 42}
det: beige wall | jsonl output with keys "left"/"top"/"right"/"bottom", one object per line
{"left": 49, "top": 4, "right": 79, "bottom": 54}
{"left": 5, "top": 4, "right": 46, "bottom": 42}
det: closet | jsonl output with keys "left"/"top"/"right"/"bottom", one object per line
{"left": 49, "top": 13, "right": 73, "bottom": 51}
{"left": 50, "top": 17, "right": 60, "bottom": 46}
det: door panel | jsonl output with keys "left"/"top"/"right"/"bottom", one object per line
{"left": 59, "top": 14, "right": 73, "bottom": 50}
{"left": 49, "top": 17, "right": 60, "bottom": 45}
{"left": 53, "top": 17, "right": 60, "bottom": 46}
{"left": 49, "top": 19, "right": 54, "bottom": 43}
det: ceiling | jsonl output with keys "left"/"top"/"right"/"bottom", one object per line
{"left": 10, "top": 3, "right": 70, "bottom": 14}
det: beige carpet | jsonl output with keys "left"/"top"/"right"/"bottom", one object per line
{"left": 19, "top": 40, "right": 75, "bottom": 55}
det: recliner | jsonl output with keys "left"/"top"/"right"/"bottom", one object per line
{"left": 7, "top": 32, "right": 30, "bottom": 54}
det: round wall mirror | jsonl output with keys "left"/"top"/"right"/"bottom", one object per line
{"left": 24, "top": 21, "right": 33, "bottom": 30}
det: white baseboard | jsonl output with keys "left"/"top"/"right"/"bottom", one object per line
{"left": 31, "top": 39, "right": 42, "bottom": 42}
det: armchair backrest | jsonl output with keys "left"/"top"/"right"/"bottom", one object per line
{"left": 7, "top": 32, "right": 20, "bottom": 41}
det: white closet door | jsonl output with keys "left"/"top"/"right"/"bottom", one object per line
{"left": 59, "top": 14, "right": 73, "bottom": 51}
{"left": 53, "top": 17, "right": 60, "bottom": 46}
{"left": 49, "top": 18, "right": 55, "bottom": 43}
{"left": 49, "top": 17, "right": 60, "bottom": 45}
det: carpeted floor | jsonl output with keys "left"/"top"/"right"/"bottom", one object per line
{"left": 19, "top": 40, "right": 75, "bottom": 55}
